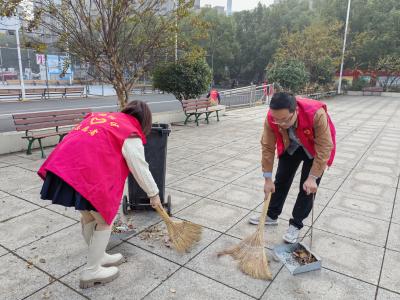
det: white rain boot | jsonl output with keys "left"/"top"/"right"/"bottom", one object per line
{"left": 81, "top": 220, "right": 124, "bottom": 267}
{"left": 79, "top": 229, "right": 120, "bottom": 289}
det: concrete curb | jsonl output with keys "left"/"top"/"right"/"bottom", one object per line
{"left": 0, "top": 107, "right": 225, "bottom": 155}
{"left": 347, "top": 91, "right": 400, "bottom": 97}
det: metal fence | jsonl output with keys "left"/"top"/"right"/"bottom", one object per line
{"left": 219, "top": 84, "right": 274, "bottom": 109}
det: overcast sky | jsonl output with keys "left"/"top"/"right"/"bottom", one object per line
{"left": 201, "top": 0, "right": 274, "bottom": 12}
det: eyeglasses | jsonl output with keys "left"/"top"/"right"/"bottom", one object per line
{"left": 271, "top": 112, "right": 295, "bottom": 125}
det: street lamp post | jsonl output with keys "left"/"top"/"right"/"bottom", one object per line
{"left": 338, "top": 0, "right": 351, "bottom": 95}
{"left": 174, "top": 0, "right": 178, "bottom": 62}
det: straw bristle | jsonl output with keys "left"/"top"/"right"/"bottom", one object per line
{"left": 238, "top": 247, "right": 272, "bottom": 280}
{"left": 217, "top": 228, "right": 272, "bottom": 280}
{"left": 165, "top": 219, "right": 202, "bottom": 253}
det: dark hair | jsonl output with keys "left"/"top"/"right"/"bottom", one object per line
{"left": 121, "top": 100, "right": 152, "bottom": 135}
{"left": 270, "top": 92, "right": 297, "bottom": 112}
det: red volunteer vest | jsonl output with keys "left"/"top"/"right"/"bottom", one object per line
{"left": 38, "top": 112, "right": 146, "bottom": 224}
{"left": 267, "top": 97, "right": 336, "bottom": 166}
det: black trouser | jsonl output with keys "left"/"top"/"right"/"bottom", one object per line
{"left": 267, "top": 147, "right": 322, "bottom": 229}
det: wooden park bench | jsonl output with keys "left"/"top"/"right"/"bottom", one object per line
{"left": 45, "top": 87, "right": 68, "bottom": 98}
{"left": 64, "top": 86, "right": 86, "bottom": 98}
{"left": 25, "top": 88, "right": 46, "bottom": 100}
{"left": 0, "top": 89, "right": 21, "bottom": 100}
{"left": 182, "top": 98, "right": 224, "bottom": 126}
{"left": 12, "top": 109, "right": 91, "bottom": 158}
{"left": 324, "top": 91, "right": 337, "bottom": 97}
{"left": 362, "top": 86, "right": 383, "bottom": 96}
{"left": 6, "top": 79, "right": 20, "bottom": 85}
{"left": 308, "top": 92, "right": 323, "bottom": 100}
{"left": 0, "top": 88, "right": 45, "bottom": 100}
{"left": 45, "top": 87, "right": 86, "bottom": 99}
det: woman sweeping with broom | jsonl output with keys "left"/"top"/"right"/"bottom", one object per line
{"left": 37, "top": 100, "right": 189, "bottom": 289}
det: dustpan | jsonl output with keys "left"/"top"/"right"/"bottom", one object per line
{"left": 273, "top": 194, "right": 322, "bottom": 275}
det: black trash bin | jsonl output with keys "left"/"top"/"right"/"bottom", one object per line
{"left": 122, "top": 123, "right": 172, "bottom": 215}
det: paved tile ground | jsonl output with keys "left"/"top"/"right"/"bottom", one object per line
{"left": 1, "top": 95, "right": 400, "bottom": 300}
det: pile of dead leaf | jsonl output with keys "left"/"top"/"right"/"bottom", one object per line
{"left": 139, "top": 225, "right": 172, "bottom": 249}
{"left": 292, "top": 247, "right": 317, "bottom": 265}
{"left": 112, "top": 217, "right": 136, "bottom": 234}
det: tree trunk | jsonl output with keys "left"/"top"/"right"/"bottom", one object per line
{"left": 114, "top": 83, "right": 129, "bottom": 110}
{"left": 112, "top": 67, "right": 129, "bottom": 109}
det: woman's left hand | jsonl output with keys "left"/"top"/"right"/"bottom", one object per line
{"left": 150, "top": 195, "right": 162, "bottom": 208}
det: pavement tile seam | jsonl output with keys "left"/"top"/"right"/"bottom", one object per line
{"left": 324, "top": 204, "right": 395, "bottom": 224}
{"left": 303, "top": 225, "right": 387, "bottom": 250}
{"left": 203, "top": 196, "right": 262, "bottom": 211}
{"left": 21, "top": 280, "right": 90, "bottom": 300}
{"left": 0, "top": 206, "right": 42, "bottom": 224}
{"left": 164, "top": 186, "right": 207, "bottom": 200}
{"left": 321, "top": 266, "right": 379, "bottom": 288}
{"left": 0, "top": 186, "right": 45, "bottom": 201}
{"left": 377, "top": 287, "right": 400, "bottom": 298}
{"left": 167, "top": 165, "right": 259, "bottom": 200}
{"left": 0, "top": 164, "right": 13, "bottom": 168}
{"left": 180, "top": 265, "right": 260, "bottom": 300}
{"left": 139, "top": 266, "right": 186, "bottom": 300}
{"left": 41, "top": 206, "right": 85, "bottom": 223}
{"left": 260, "top": 264, "right": 379, "bottom": 300}
{"left": 192, "top": 174, "right": 230, "bottom": 184}
{"left": 168, "top": 148, "right": 260, "bottom": 179}
{"left": 14, "top": 154, "right": 43, "bottom": 162}
{"left": 13, "top": 221, "right": 79, "bottom": 252}
{"left": 2, "top": 248, "right": 89, "bottom": 300}
{"left": 173, "top": 215, "right": 226, "bottom": 235}
{"left": 375, "top": 177, "right": 400, "bottom": 297}
{"left": 13, "top": 164, "right": 41, "bottom": 174}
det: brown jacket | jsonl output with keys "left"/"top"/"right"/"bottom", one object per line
{"left": 261, "top": 108, "right": 333, "bottom": 177}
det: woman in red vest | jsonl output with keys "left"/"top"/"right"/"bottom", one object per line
{"left": 38, "top": 101, "right": 161, "bottom": 288}
{"left": 249, "top": 92, "right": 336, "bottom": 243}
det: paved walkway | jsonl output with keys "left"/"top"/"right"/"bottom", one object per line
{"left": 0, "top": 95, "right": 400, "bottom": 300}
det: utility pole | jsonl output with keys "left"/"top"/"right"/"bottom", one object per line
{"left": 15, "top": 24, "right": 26, "bottom": 100}
{"left": 174, "top": 0, "right": 178, "bottom": 62}
{"left": 338, "top": 0, "right": 351, "bottom": 95}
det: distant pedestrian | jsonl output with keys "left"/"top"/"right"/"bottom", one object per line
{"left": 207, "top": 88, "right": 221, "bottom": 106}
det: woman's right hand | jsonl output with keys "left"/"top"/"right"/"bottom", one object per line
{"left": 150, "top": 194, "right": 162, "bottom": 208}
{"left": 264, "top": 178, "right": 275, "bottom": 195}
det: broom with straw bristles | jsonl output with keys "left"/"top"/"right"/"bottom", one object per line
{"left": 154, "top": 204, "right": 202, "bottom": 253}
{"left": 217, "top": 192, "right": 273, "bottom": 280}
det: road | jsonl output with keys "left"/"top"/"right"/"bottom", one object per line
{"left": 0, "top": 94, "right": 181, "bottom": 132}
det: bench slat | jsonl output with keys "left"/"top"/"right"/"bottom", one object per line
{"left": 22, "top": 132, "right": 62, "bottom": 139}
{"left": 184, "top": 105, "right": 209, "bottom": 112}
{"left": 15, "top": 120, "right": 81, "bottom": 131}
{"left": 182, "top": 99, "right": 209, "bottom": 103}
{"left": 13, "top": 109, "right": 90, "bottom": 120}
{"left": 14, "top": 114, "right": 87, "bottom": 125}
{"left": 183, "top": 102, "right": 209, "bottom": 108}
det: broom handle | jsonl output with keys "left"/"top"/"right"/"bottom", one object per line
{"left": 154, "top": 204, "right": 171, "bottom": 223}
{"left": 258, "top": 192, "right": 272, "bottom": 230}
{"left": 310, "top": 193, "right": 315, "bottom": 251}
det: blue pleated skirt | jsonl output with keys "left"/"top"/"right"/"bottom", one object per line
{"left": 40, "top": 171, "right": 97, "bottom": 211}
